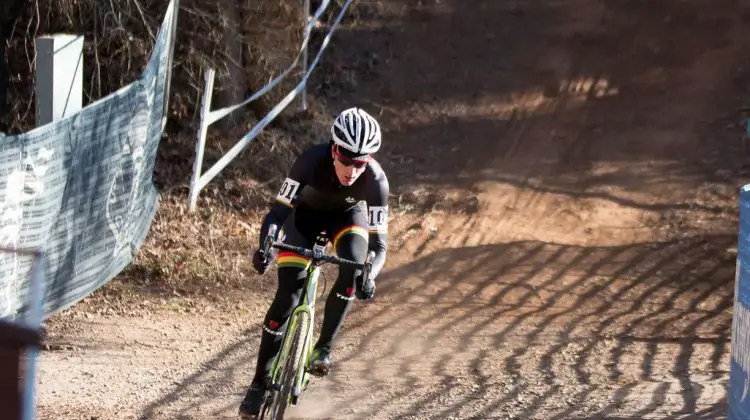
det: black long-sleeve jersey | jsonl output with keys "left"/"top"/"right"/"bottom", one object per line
{"left": 258, "top": 143, "right": 389, "bottom": 280}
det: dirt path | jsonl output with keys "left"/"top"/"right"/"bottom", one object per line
{"left": 36, "top": 0, "right": 750, "bottom": 418}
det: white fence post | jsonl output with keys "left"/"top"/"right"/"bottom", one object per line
{"left": 189, "top": 68, "right": 216, "bottom": 212}
{"left": 729, "top": 185, "right": 750, "bottom": 419}
{"left": 300, "top": 0, "right": 311, "bottom": 112}
{"left": 22, "top": 250, "right": 44, "bottom": 420}
{"left": 35, "top": 34, "right": 83, "bottom": 126}
{"left": 163, "top": 0, "right": 180, "bottom": 129}
{"left": 187, "top": 0, "right": 355, "bottom": 212}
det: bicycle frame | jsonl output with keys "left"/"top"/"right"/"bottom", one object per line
{"left": 267, "top": 253, "right": 323, "bottom": 398}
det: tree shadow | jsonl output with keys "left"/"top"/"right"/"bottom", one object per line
{"left": 109, "top": 234, "right": 735, "bottom": 418}
{"left": 301, "top": 233, "right": 735, "bottom": 418}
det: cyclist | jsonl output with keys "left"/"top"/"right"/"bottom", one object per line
{"left": 239, "top": 107, "right": 390, "bottom": 418}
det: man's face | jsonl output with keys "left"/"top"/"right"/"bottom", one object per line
{"left": 332, "top": 146, "right": 369, "bottom": 186}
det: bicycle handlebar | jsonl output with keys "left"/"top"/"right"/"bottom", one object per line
{"left": 263, "top": 224, "right": 375, "bottom": 278}
{"left": 272, "top": 241, "right": 368, "bottom": 267}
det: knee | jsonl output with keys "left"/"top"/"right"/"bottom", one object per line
{"left": 333, "top": 231, "right": 368, "bottom": 263}
{"left": 334, "top": 233, "right": 367, "bottom": 281}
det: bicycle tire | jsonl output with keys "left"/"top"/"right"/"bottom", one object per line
{"left": 268, "top": 311, "right": 309, "bottom": 420}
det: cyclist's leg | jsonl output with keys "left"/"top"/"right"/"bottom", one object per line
{"left": 250, "top": 208, "right": 316, "bottom": 385}
{"left": 310, "top": 205, "right": 368, "bottom": 374}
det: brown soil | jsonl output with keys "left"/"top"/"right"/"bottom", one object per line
{"left": 35, "top": 0, "right": 750, "bottom": 419}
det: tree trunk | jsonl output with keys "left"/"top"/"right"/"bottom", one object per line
{"left": 0, "top": 0, "right": 24, "bottom": 134}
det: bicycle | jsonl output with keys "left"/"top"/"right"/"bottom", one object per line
{"left": 255, "top": 223, "right": 375, "bottom": 420}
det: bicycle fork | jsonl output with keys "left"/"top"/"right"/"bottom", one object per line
{"left": 292, "top": 266, "right": 320, "bottom": 401}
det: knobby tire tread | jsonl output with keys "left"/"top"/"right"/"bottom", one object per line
{"left": 271, "top": 311, "right": 309, "bottom": 420}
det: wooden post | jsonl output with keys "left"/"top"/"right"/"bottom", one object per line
{"left": 0, "top": 320, "right": 41, "bottom": 420}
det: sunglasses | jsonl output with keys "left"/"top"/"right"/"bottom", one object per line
{"left": 333, "top": 148, "right": 370, "bottom": 169}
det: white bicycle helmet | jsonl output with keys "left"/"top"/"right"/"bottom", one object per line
{"left": 331, "top": 107, "right": 382, "bottom": 156}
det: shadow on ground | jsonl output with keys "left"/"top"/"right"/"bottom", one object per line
{"left": 130, "top": 233, "right": 733, "bottom": 419}
{"left": 314, "top": 233, "right": 734, "bottom": 419}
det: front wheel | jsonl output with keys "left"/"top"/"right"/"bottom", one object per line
{"left": 264, "top": 311, "right": 309, "bottom": 420}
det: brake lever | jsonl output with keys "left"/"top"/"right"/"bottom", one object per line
{"left": 263, "top": 224, "right": 279, "bottom": 263}
{"left": 363, "top": 250, "right": 376, "bottom": 284}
